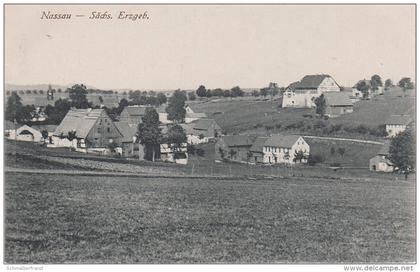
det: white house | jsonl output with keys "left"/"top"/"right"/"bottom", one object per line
{"left": 282, "top": 74, "right": 340, "bottom": 108}
{"left": 385, "top": 115, "right": 412, "bottom": 138}
{"left": 369, "top": 143, "right": 395, "bottom": 172}
{"left": 181, "top": 119, "right": 222, "bottom": 145}
{"left": 160, "top": 143, "right": 188, "bottom": 164}
{"left": 263, "top": 135, "right": 310, "bottom": 164}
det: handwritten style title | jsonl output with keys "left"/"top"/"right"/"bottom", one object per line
{"left": 41, "top": 11, "right": 150, "bottom": 21}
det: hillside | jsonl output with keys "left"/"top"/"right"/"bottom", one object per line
{"left": 188, "top": 88, "right": 415, "bottom": 139}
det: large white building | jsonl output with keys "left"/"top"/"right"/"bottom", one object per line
{"left": 282, "top": 74, "right": 340, "bottom": 108}
{"left": 385, "top": 115, "right": 413, "bottom": 138}
{"left": 262, "top": 135, "right": 310, "bottom": 164}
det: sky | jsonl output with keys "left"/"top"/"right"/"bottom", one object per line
{"left": 5, "top": 4, "right": 416, "bottom": 90}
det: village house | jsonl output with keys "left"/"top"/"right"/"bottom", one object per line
{"left": 385, "top": 115, "right": 413, "bottom": 138}
{"left": 52, "top": 108, "right": 123, "bottom": 154}
{"left": 4, "top": 120, "right": 18, "bottom": 140}
{"left": 369, "top": 143, "right": 395, "bottom": 172}
{"left": 282, "top": 74, "right": 340, "bottom": 108}
{"left": 215, "top": 135, "right": 254, "bottom": 163}
{"left": 184, "top": 104, "right": 208, "bottom": 123}
{"left": 263, "top": 135, "right": 310, "bottom": 164}
{"left": 119, "top": 105, "right": 150, "bottom": 126}
{"left": 31, "top": 124, "right": 58, "bottom": 144}
{"left": 323, "top": 92, "right": 354, "bottom": 117}
{"left": 160, "top": 143, "right": 188, "bottom": 164}
{"left": 249, "top": 137, "right": 269, "bottom": 164}
{"left": 182, "top": 119, "right": 222, "bottom": 145}
{"left": 156, "top": 104, "right": 173, "bottom": 124}
{"left": 114, "top": 121, "right": 143, "bottom": 158}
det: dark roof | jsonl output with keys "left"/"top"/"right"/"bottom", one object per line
{"left": 250, "top": 137, "right": 268, "bottom": 152}
{"left": 386, "top": 115, "right": 413, "bottom": 126}
{"left": 324, "top": 92, "right": 353, "bottom": 106}
{"left": 191, "top": 119, "right": 220, "bottom": 131}
{"left": 286, "top": 81, "right": 300, "bottom": 91}
{"left": 295, "top": 74, "right": 332, "bottom": 89}
{"left": 114, "top": 121, "right": 137, "bottom": 143}
{"left": 123, "top": 106, "right": 151, "bottom": 116}
{"left": 264, "top": 135, "right": 302, "bottom": 148}
{"left": 221, "top": 135, "right": 254, "bottom": 147}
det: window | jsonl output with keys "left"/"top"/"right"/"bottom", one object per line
{"left": 107, "top": 127, "right": 110, "bottom": 133}
{"left": 97, "top": 128, "right": 101, "bottom": 133}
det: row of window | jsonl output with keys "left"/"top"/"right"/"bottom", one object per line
{"left": 264, "top": 146, "right": 290, "bottom": 153}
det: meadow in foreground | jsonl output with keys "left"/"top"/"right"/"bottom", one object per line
{"left": 5, "top": 172, "right": 415, "bottom": 263}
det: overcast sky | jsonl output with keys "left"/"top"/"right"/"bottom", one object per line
{"left": 5, "top": 4, "right": 415, "bottom": 90}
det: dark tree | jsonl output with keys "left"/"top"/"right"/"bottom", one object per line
{"left": 223, "top": 89, "right": 231, "bottom": 97}
{"left": 398, "top": 77, "right": 414, "bottom": 90}
{"left": 293, "top": 150, "right": 307, "bottom": 163}
{"left": 356, "top": 80, "right": 371, "bottom": 98}
{"left": 212, "top": 88, "right": 224, "bottom": 97}
{"left": 260, "top": 88, "right": 268, "bottom": 97}
{"left": 196, "top": 85, "right": 207, "bottom": 97}
{"left": 389, "top": 128, "right": 415, "bottom": 173}
{"left": 165, "top": 124, "right": 187, "bottom": 154}
{"left": 41, "top": 130, "right": 49, "bottom": 143}
{"left": 137, "top": 108, "right": 162, "bottom": 161}
{"left": 314, "top": 94, "right": 326, "bottom": 117}
{"left": 166, "top": 90, "right": 187, "bottom": 123}
{"left": 385, "top": 79, "right": 393, "bottom": 89}
{"left": 5, "top": 93, "right": 23, "bottom": 122}
{"left": 68, "top": 84, "right": 89, "bottom": 108}
{"left": 157, "top": 93, "right": 167, "bottom": 105}
{"left": 370, "top": 74, "right": 383, "bottom": 90}
{"left": 337, "top": 147, "right": 345, "bottom": 157}
{"left": 67, "top": 130, "right": 77, "bottom": 142}
{"left": 231, "top": 86, "right": 244, "bottom": 97}
{"left": 188, "top": 91, "right": 196, "bottom": 101}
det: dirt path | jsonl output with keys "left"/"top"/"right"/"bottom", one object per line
{"left": 303, "top": 135, "right": 384, "bottom": 145}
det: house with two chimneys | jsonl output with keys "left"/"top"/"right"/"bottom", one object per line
{"left": 215, "top": 134, "right": 310, "bottom": 165}
{"left": 282, "top": 74, "right": 340, "bottom": 108}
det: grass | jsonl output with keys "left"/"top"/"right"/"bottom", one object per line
{"left": 5, "top": 172, "right": 415, "bottom": 263}
{"left": 190, "top": 88, "right": 415, "bottom": 138}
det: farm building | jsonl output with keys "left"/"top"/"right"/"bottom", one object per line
{"left": 156, "top": 104, "right": 173, "bottom": 124}
{"left": 215, "top": 135, "right": 254, "bottom": 163}
{"left": 31, "top": 124, "right": 58, "bottom": 144}
{"left": 13, "top": 125, "right": 43, "bottom": 142}
{"left": 249, "top": 137, "right": 269, "bottom": 164}
{"left": 263, "top": 135, "right": 310, "bottom": 165}
{"left": 324, "top": 92, "right": 354, "bottom": 117}
{"left": 160, "top": 143, "right": 188, "bottom": 164}
{"left": 119, "top": 105, "right": 151, "bottom": 126}
{"left": 52, "top": 108, "right": 123, "bottom": 153}
{"left": 182, "top": 119, "right": 222, "bottom": 145}
{"left": 385, "top": 115, "right": 413, "bottom": 138}
{"left": 282, "top": 74, "right": 340, "bottom": 108}
{"left": 369, "top": 143, "right": 395, "bottom": 172}
{"left": 184, "top": 104, "right": 208, "bottom": 123}
{"left": 114, "top": 121, "right": 144, "bottom": 158}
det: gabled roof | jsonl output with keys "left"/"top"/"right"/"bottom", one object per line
{"left": 191, "top": 119, "right": 220, "bottom": 131}
{"left": 264, "top": 135, "right": 302, "bottom": 148}
{"left": 286, "top": 81, "right": 300, "bottom": 91}
{"left": 114, "top": 121, "right": 137, "bottom": 143}
{"left": 186, "top": 112, "right": 207, "bottom": 119}
{"left": 295, "top": 74, "right": 332, "bottom": 89}
{"left": 123, "top": 106, "right": 151, "bottom": 116}
{"left": 53, "top": 108, "right": 107, "bottom": 138}
{"left": 386, "top": 115, "right": 413, "bottom": 126}
{"left": 250, "top": 137, "right": 269, "bottom": 153}
{"left": 221, "top": 135, "right": 254, "bottom": 147}
{"left": 324, "top": 92, "right": 353, "bottom": 106}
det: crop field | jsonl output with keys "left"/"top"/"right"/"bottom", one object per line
{"left": 5, "top": 172, "right": 415, "bottom": 264}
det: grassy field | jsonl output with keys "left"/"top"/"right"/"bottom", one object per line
{"left": 190, "top": 88, "right": 415, "bottom": 138}
{"left": 5, "top": 172, "right": 415, "bottom": 264}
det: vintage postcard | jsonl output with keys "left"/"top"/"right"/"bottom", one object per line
{"left": 3, "top": 3, "right": 416, "bottom": 269}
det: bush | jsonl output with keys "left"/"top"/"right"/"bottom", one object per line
{"left": 307, "top": 154, "right": 324, "bottom": 166}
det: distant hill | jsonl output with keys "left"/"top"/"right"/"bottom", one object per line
{"left": 5, "top": 83, "right": 97, "bottom": 91}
